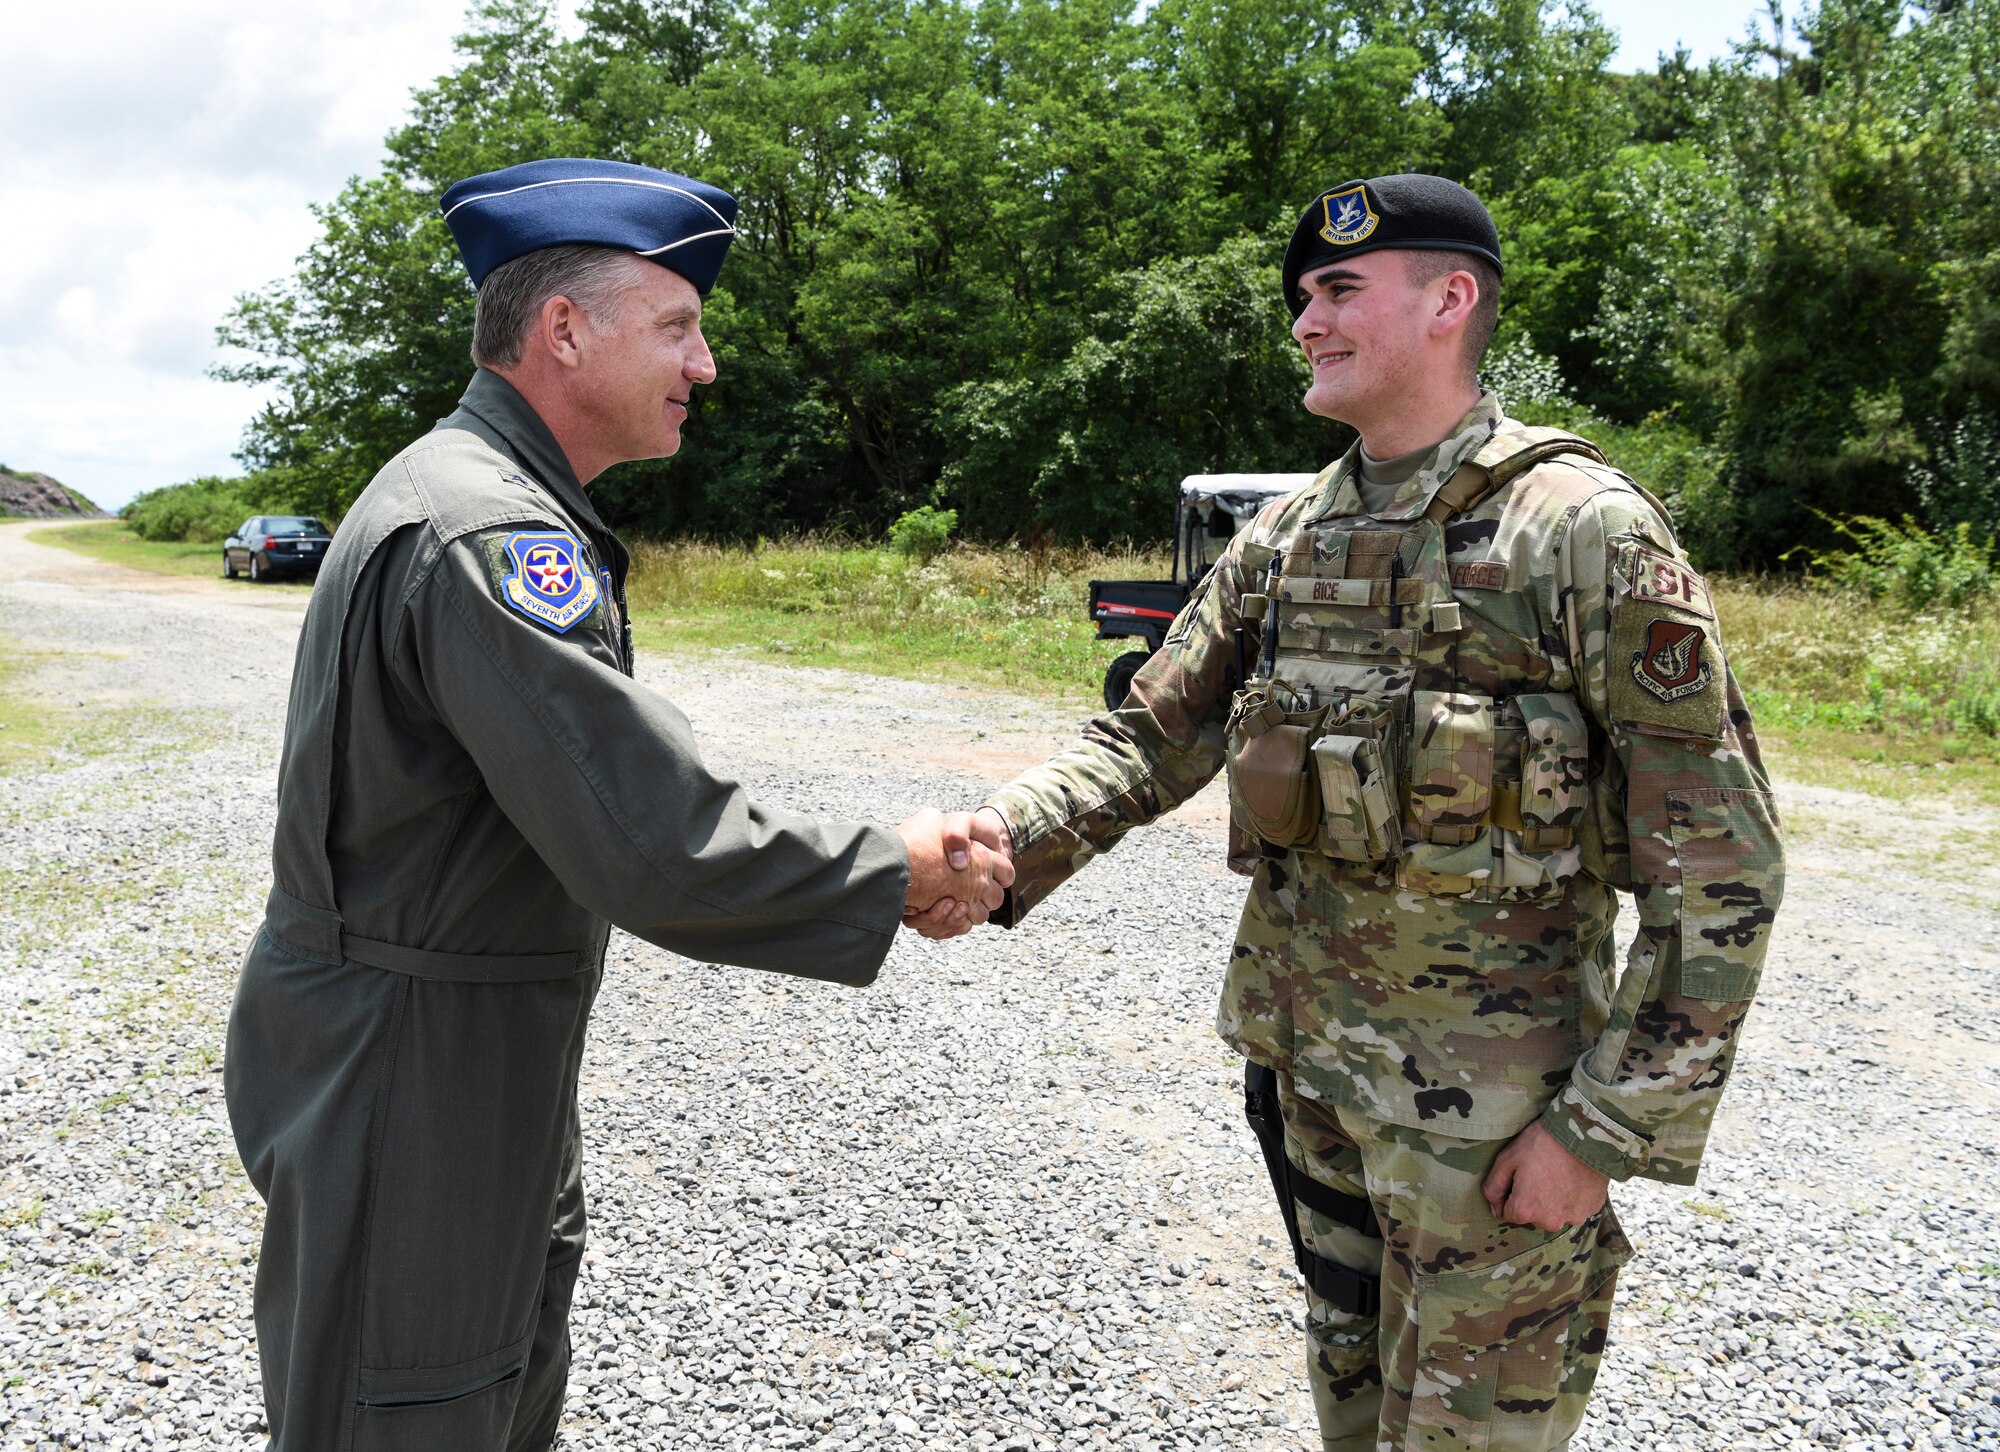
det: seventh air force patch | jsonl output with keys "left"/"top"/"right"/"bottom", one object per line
{"left": 499, "top": 530, "right": 600, "bottom": 633}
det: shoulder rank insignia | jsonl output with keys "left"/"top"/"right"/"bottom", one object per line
{"left": 1319, "top": 184, "right": 1380, "bottom": 246}
{"left": 499, "top": 531, "right": 599, "bottom": 633}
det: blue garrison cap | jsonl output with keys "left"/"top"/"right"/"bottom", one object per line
{"left": 440, "top": 158, "right": 738, "bottom": 293}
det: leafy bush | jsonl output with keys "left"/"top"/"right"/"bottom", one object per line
{"left": 887, "top": 506, "right": 958, "bottom": 562}
{"left": 1915, "top": 407, "right": 2000, "bottom": 542}
{"left": 1800, "top": 515, "right": 1996, "bottom": 613}
{"left": 1481, "top": 340, "right": 1574, "bottom": 414}
{"left": 122, "top": 475, "right": 277, "bottom": 543}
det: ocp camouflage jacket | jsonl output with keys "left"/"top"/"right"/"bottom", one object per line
{"left": 987, "top": 394, "right": 1784, "bottom": 1185}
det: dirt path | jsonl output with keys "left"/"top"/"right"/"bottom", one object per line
{"left": 2, "top": 518, "right": 1996, "bottom": 1452}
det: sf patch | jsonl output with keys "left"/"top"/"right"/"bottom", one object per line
{"left": 1630, "top": 548, "right": 1714, "bottom": 620}
{"left": 499, "top": 531, "right": 600, "bottom": 634}
{"left": 1318, "top": 184, "right": 1379, "bottom": 246}
{"left": 1609, "top": 539, "right": 1726, "bottom": 736}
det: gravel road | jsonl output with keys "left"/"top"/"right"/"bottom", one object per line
{"left": 1, "top": 519, "right": 1996, "bottom": 1452}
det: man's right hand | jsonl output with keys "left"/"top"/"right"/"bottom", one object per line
{"left": 901, "top": 807, "right": 1014, "bottom": 940}
{"left": 896, "top": 808, "right": 1013, "bottom": 937}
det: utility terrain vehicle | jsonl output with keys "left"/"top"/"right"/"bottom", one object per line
{"left": 1087, "top": 473, "right": 1315, "bottom": 710}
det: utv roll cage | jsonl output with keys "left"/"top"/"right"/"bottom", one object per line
{"left": 1087, "top": 473, "right": 1316, "bottom": 710}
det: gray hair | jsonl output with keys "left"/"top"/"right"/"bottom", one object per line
{"left": 470, "top": 245, "right": 653, "bottom": 369}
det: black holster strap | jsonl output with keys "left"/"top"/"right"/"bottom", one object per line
{"left": 1243, "top": 1060, "right": 1384, "bottom": 1320}
{"left": 1243, "top": 1061, "right": 1382, "bottom": 1239}
{"left": 1302, "top": 1246, "right": 1381, "bottom": 1319}
{"left": 1286, "top": 1159, "right": 1381, "bottom": 1237}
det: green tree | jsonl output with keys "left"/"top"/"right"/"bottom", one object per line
{"left": 941, "top": 234, "right": 1337, "bottom": 539}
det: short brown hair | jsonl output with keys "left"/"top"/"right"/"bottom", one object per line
{"left": 470, "top": 245, "right": 651, "bottom": 369}
{"left": 1403, "top": 250, "right": 1501, "bottom": 379}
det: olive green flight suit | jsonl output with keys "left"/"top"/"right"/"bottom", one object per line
{"left": 225, "top": 369, "right": 909, "bottom": 1452}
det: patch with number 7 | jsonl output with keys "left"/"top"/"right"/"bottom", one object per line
{"left": 1631, "top": 549, "right": 1714, "bottom": 620}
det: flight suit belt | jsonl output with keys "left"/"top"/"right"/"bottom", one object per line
{"left": 263, "top": 884, "right": 588, "bottom": 983}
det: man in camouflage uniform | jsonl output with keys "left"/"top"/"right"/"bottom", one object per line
{"left": 958, "top": 175, "right": 1785, "bottom": 1450}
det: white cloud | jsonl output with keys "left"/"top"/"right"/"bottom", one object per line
{"left": 0, "top": 0, "right": 581, "bottom": 511}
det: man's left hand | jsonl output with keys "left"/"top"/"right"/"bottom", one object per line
{"left": 1482, "top": 1121, "right": 1610, "bottom": 1232}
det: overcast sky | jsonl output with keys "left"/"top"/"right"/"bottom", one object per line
{"left": 0, "top": 0, "right": 1764, "bottom": 513}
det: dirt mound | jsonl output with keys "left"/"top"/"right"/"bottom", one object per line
{"left": 0, "top": 467, "right": 102, "bottom": 518}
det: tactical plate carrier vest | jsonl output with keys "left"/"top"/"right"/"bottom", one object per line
{"left": 1224, "top": 426, "right": 1630, "bottom": 904}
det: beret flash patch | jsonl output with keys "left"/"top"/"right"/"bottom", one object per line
{"left": 1319, "top": 184, "right": 1380, "bottom": 246}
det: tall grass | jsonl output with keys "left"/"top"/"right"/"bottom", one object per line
{"left": 625, "top": 536, "right": 1168, "bottom": 698}
{"left": 1719, "top": 579, "right": 2000, "bottom": 743}
{"left": 627, "top": 537, "right": 2000, "bottom": 746}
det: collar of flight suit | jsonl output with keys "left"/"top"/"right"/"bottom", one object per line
{"left": 1302, "top": 390, "right": 1508, "bottom": 527}
{"left": 445, "top": 369, "right": 629, "bottom": 580}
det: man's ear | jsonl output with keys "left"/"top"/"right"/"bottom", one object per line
{"left": 1429, "top": 269, "right": 1478, "bottom": 343}
{"left": 539, "top": 295, "right": 587, "bottom": 371}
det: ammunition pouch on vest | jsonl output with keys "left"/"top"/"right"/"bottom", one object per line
{"left": 1309, "top": 696, "right": 1404, "bottom": 863}
{"left": 1224, "top": 684, "right": 1327, "bottom": 849}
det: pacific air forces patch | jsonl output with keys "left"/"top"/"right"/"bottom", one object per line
{"left": 1609, "top": 539, "right": 1726, "bottom": 736}
{"left": 499, "top": 530, "right": 599, "bottom": 634}
{"left": 1633, "top": 618, "right": 1710, "bottom": 701}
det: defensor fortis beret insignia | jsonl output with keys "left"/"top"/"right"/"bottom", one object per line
{"left": 440, "top": 158, "right": 738, "bottom": 293}
{"left": 1318, "top": 184, "right": 1380, "bottom": 246}
{"left": 1283, "top": 174, "right": 1503, "bottom": 317}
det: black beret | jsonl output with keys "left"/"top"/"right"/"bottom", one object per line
{"left": 1281, "top": 174, "right": 1502, "bottom": 317}
{"left": 440, "top": 158, "right": 738, "bottom": 293}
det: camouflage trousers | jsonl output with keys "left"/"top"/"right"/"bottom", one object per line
{"left": 1273, "top": 1072, "right": 1632, "bottom": 1452}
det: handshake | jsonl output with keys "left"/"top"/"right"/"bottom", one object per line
{"left": 894, "top": 806, "right": 1016, "bottom": 940}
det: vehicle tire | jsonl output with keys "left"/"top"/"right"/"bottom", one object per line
{"left": 223, "top": 553, "right": 237, "bottom": 579}
{"left": 1102, "top": 649, "right": 1152, "bottom": 712}
{"left": 249, "top": 554, "right": 263, "bottom": 583}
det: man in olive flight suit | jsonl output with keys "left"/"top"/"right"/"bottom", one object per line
{"left": 954, "top": 175, "right": 1785, "bottom": 1450}
{"left": 224, "top": 158, "right": 1009, "bottom": 1451}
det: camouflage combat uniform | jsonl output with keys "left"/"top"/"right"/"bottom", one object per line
{"left": 985, "top": 394, "right": 1784, "bottom": 1451}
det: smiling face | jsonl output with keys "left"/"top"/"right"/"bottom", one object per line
{"left": 1289, "top": 249, "right": 1439, "bottom": 430}
{"left": 570, "top": 263, "right": 716, "bottom": 465}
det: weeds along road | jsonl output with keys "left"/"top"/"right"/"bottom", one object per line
{"left": 1, "top": 517, "right": 1997, "bottom": 1452}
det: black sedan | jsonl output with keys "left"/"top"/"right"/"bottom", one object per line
{"left": 223, "top": 515, "right": 332, "bottom": 582}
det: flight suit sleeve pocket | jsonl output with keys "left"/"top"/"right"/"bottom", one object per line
{"left": 1409, "top": 1211, "right": 1633, "bottom": 1450}
{"left": 1667, "top": 787, "right": 1783, "bottom": 1000}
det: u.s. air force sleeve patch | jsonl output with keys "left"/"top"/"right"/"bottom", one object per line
{"left": 1609, "top": 541, "right": 1727, "bottom": 736}
{"left": 493, "top": 530, "right": 600, "bottom": 634}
